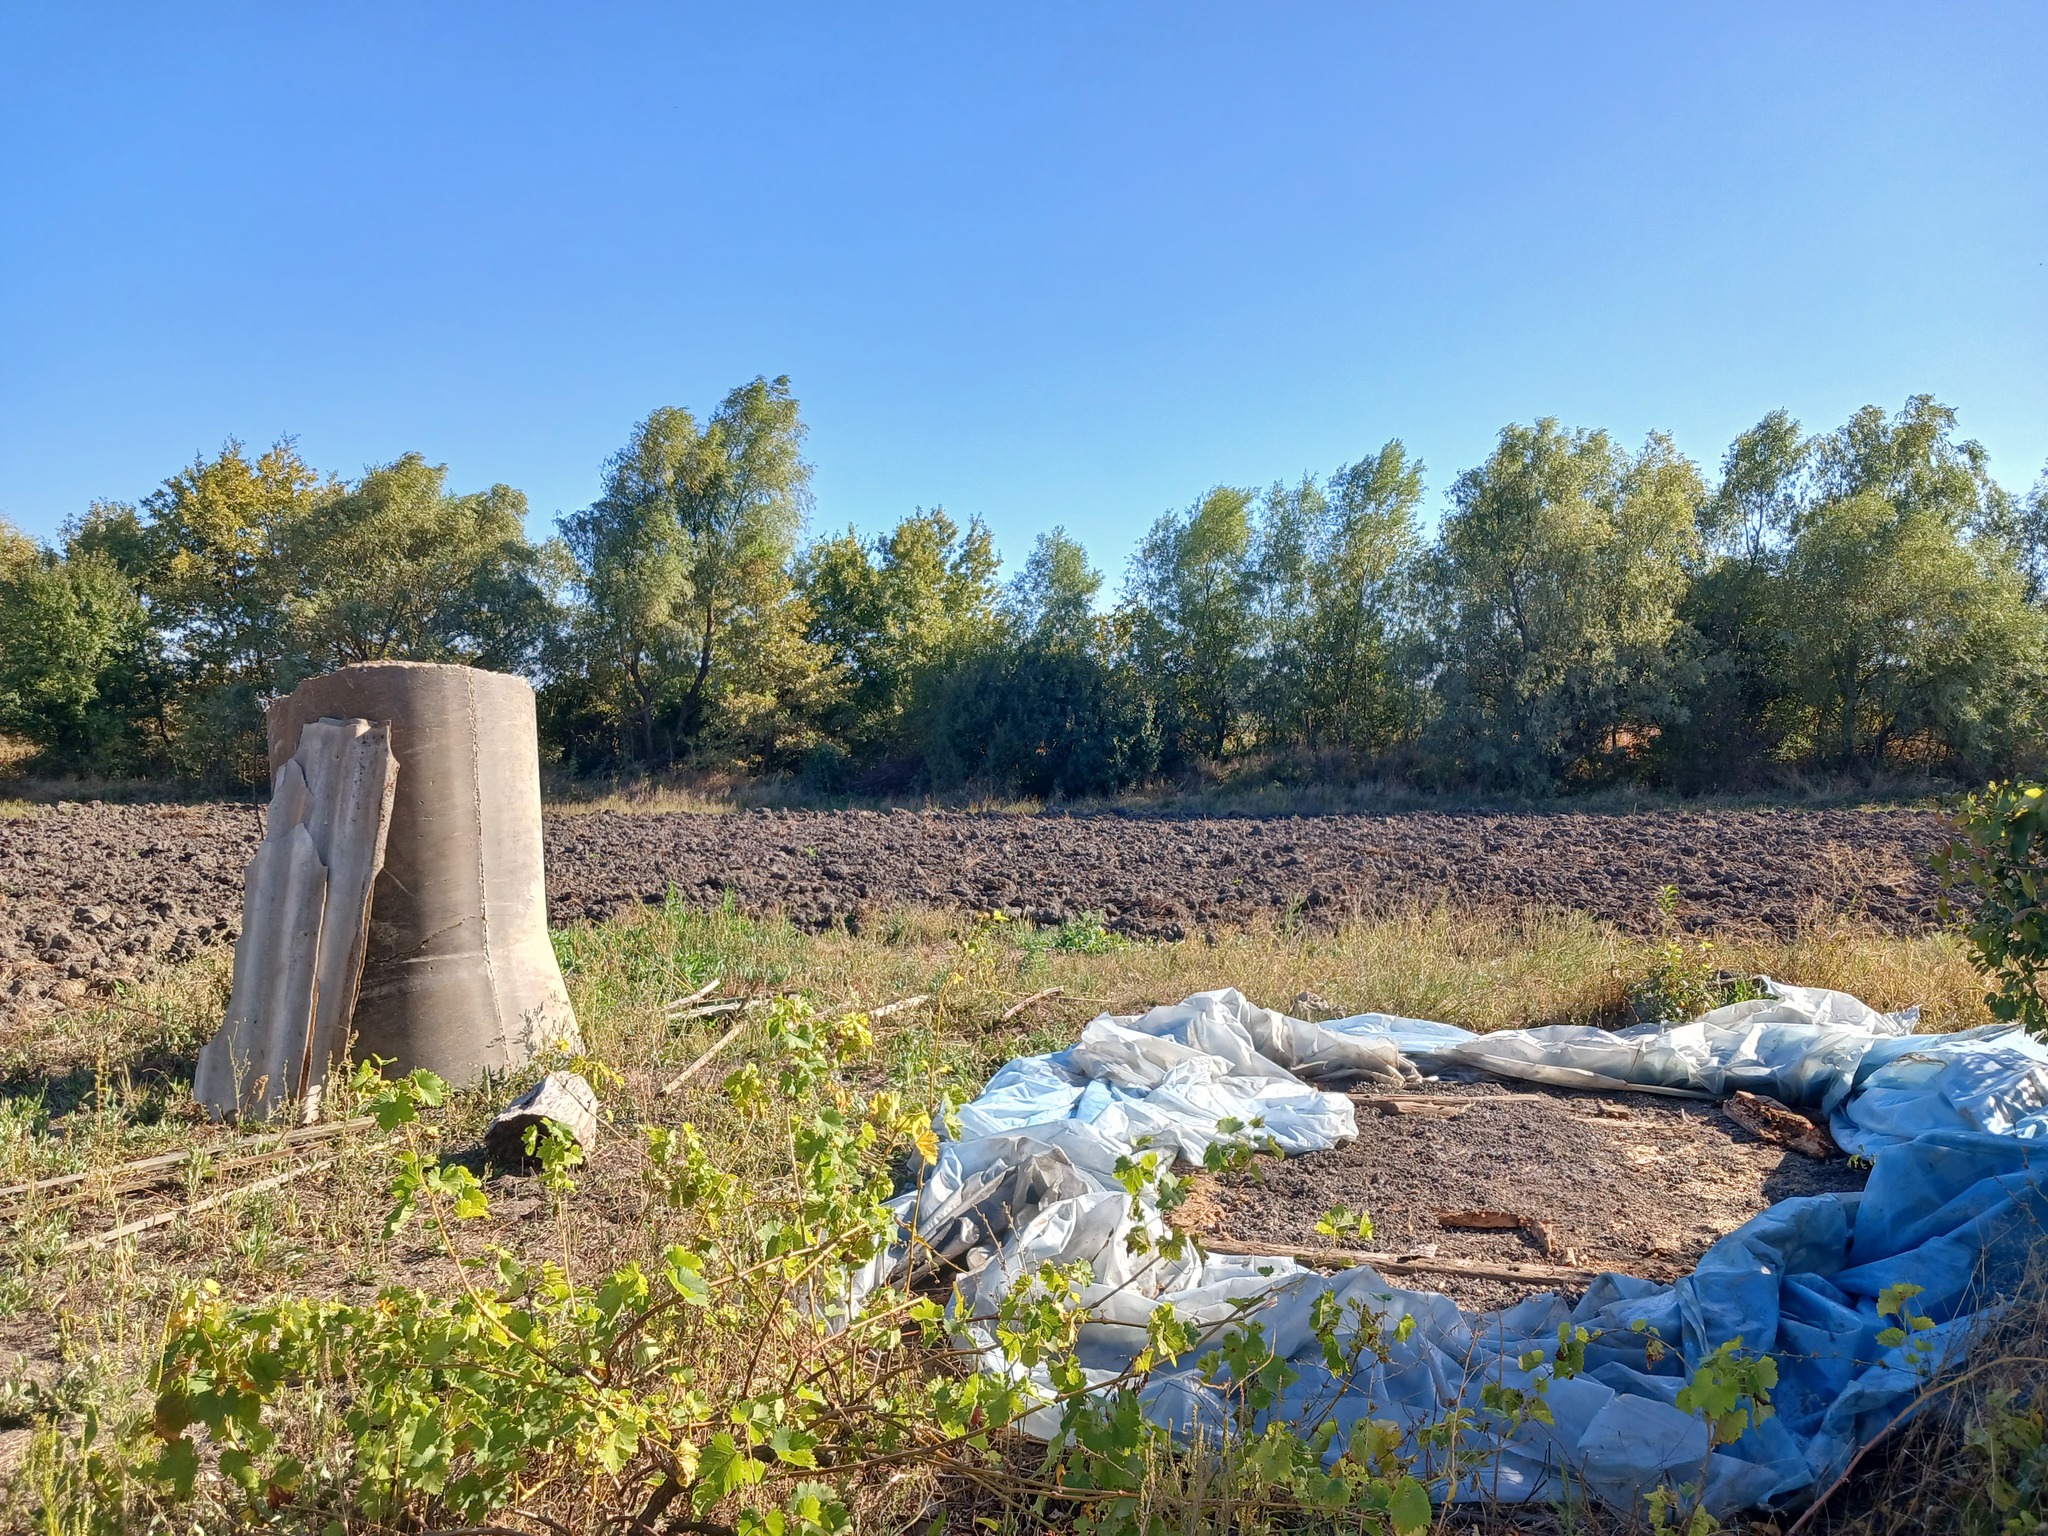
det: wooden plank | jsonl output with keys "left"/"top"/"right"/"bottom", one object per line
{"left": 1196, "top": 1234, "right": 1600, "bottom": 1285}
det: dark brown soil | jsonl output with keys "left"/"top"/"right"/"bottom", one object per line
{"left": 541, "top": 805, "right": 1946, "bottom": 937}
{"left": 1185, "top": 1080, "right": 1869, "bottom": 1309}
{"left": 1, "top": 801, "right": 1949, "bottom": 1032}
{"left": 0, "top": 802, "right": 263, "bottom": 1018}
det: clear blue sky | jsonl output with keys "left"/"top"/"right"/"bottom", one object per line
{"left": 3, "top": 3, "right": 2043, "bottom": 579}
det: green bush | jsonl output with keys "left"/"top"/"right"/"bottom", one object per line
{"left": 920, "top": 643, "right": 1158, "bottom": 800}
{"left": 1935, "top": 780, "right": 2048, "bottom": 1038}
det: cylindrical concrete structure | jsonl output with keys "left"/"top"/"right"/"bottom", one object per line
{"left": 267, "top": 663, "right": 580, "bottom": 1083}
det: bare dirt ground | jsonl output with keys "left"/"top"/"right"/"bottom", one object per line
{"left": 1183, "top": 1079, "right": 1869, "bottom": 1310}
{"left": 0, "top": 801, "right": 1949, "bottom": 1027}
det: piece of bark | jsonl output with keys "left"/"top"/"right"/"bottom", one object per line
{"left": 487, "top": 1072, "right": 599, "bottom": 1164}
{"left": 1724, "top": 1090, "right": 1839, "bottom": 1159}
{"left": 1437, "top": 1209, "right": 1530, "bottom": 1231}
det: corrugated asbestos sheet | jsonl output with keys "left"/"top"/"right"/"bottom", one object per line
{"left": 194, "top": 717, "right": 398, "bottom": 1120}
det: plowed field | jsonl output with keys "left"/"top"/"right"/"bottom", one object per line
{"left": 1, "top": 802, "right": 1950, "bottom": 1027}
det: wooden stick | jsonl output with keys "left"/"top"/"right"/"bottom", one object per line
{"left": 654, "top": 993, "right": 932, "bottom": 1098}
{"left": 1354, "top": 1083, "right": 1717, "bottom": 1107}
{"left": 1, "top": 1115, "right": 376, "bottom": 1202}
{"left": 1000, "top": 987, "right": 1064, "bottom": 1024}
{"left": 41, "top": 1137, "right": 384, "bottom": 1210}
{"left": 668, "top": 1000, "right": 745, "bottom": 1022}
{"left": 660, "top": 976, "right": 721, "bottom": 1013}
{"left": 62, "top": 1155, "right": 341, "bottom": 1253}
{"left": 1195, "top": 1234, "right": 1599, "bottom": 1285}
{"left": 657, "top": 1016, "right": 753, "bottom": 1097}
{"left": 861, "top": 994, "right": 931, "bottom": 1021}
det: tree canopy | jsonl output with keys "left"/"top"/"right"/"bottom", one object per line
{"left": 5, "top": 388, "right": 2042, "bottom": 797}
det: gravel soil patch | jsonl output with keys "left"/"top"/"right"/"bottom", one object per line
{"left": 1, "top": 801, "right": 1948, "bottom": 1030}
{"left": 1183, "top": 1080, "right": 1869, "bottom": 1310}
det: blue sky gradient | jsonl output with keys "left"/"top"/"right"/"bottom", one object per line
{"left": 2, "top": 3, "right": 2042, "bottom": 578}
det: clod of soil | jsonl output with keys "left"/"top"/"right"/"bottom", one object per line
{"left": 1, "top": 801, "right": 1949, "bottom": 1033}
{"left": 1180, "top": 1081, "right": 1869, "bottom": 1310}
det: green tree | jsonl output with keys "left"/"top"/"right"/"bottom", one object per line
{"left": 1424, "top": 421, "right": 1704, "bottom": 789}
{"left": 921, "top": 643, "right": 1157, "bottom": 799}
{"left": 1767, "top": 398, "right": 2047, "bottom": 771}
{"left": 0, "top": 521, "right": 151, "bottom": 773}
{"left": 1776, "top": 488, "right": 2045, "bottom": 769}
{"left": 1122, "top": 486, "right": 1258, "bottom": 764}
{"left": 1278, "top": 443, "right": 1425, "bottom": 753}
{"left": 799, "top": 509, "right": 1003, "bottom": 760}
{"left": 1662, "top": 412, "right": 1808, "bottom": 789}
{"left": 1809, "top": 394, "right": 2002, "bottom": 526}
{"left": 1698, "top": 408, "right": 1805, "bottom": 560}
{"left": 137, "top": 439, "right": 336, "bottom": 780}
{"left": 1990, "top": 459, "right": 2048, "bottom": 606}
{"left": 558, "top": 378, "right": 816, "bottom": 767}
{"left": 284, "top": 453, "right": 563, "bottom": 677}
{"left": 1006, "top": 528, "right": 1102, "bottom": 649}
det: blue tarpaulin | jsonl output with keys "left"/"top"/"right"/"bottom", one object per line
{"left": 862, "top": 985, "right": 2048, "bottom": 1514}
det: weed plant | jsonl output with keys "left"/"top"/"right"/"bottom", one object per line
{"left": 0, "top": 899, "right": 2009, "bottom": 1531}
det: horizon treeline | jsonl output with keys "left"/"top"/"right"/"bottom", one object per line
{"left": 4, "top": 379, "right": 2046, "bottom": 800}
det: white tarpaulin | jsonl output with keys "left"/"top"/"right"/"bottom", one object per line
{"left": 861, "top": 985, "right": 2048, "bottom": 1516}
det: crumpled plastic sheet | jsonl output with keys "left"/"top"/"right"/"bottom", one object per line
{"left": 856, "top": 984, "right": 2048, "bottom": 1515}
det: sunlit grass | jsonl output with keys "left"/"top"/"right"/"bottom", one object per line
{"left": 0, "top": 897, "right": 1998, "bottom": 1528}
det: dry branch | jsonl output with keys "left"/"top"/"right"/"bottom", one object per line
{"left": 859, "top": 994, "right": 931, "bottom": 1021}
{"left": 668, "top": 1001, "right": 746, "bottom": 1022}
{"left": 655, "top": 993, "right": 931, "bottom": 1098}
{"left": 1352, "top": 1092, "right": 1552, "bottom": 1110}
{"left": 999, "top": 987, "right": 1063, "bottom": 1024}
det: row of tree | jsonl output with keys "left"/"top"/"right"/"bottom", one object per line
{"left": 3, "top": 382, "right": 2044, "bottom": 797}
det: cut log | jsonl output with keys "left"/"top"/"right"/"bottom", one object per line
{"left": 487, "top": 1072, "right": 600, "bottom": 1164}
